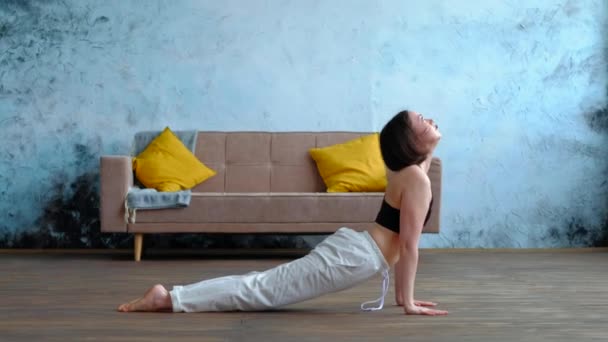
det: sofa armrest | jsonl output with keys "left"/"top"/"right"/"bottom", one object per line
{"left": 424, "top": 157, "right": 442, "bottom": 233}
{"left": 100, "top": 156, "right": 133, "bottom": 232}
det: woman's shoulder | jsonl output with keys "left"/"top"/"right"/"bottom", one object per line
{"left": 385, "top": 165, "right": 431, "bottom": 206}
{"left": 392, "top": 165, "right": 430, "bottom": 186}
{"left": 385, "top": 165, "right": 430, "bottom": 198}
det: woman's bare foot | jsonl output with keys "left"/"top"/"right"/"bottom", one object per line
{"left": 396, "top": 295, "right": 404, "bottom": 306}
{"left": 117, "top": 284, "right": 173, "bottom": 312}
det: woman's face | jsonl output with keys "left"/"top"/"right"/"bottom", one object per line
{"left": 408, "top": 111, "right": 441, "bottom": 153}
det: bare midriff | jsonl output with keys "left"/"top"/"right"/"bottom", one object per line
{"left": 367, "top": 223, "right": 401, "bottom": 267}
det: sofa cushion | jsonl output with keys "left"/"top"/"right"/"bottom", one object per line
{"left": 132, "top": 127, "right": 216, "bottom": 192}
{"left": 309, "top": 133, "right": 387, "bottom": 192}
{"left": 132, "top": 192, "right": 384, "bottom": 224}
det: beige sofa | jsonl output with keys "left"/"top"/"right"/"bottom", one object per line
{"left": 100, "top": 132, "right": 442, "bottom": 261}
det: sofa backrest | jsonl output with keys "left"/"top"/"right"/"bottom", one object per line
{"left": 192, "top": 132, "right": 372, "bottom": 193}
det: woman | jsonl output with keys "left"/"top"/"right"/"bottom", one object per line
{"left": 118, "top": 110, "right": 448, "bottom": 316}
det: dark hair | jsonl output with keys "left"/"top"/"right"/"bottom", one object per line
{"left": 379, "top": 110, "right": 427, "bottom": 171}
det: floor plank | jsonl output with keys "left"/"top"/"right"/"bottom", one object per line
{"left": 1, "top": 249, "right": 607, "bottom": 341}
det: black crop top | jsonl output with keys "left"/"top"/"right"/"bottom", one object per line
{"left": 375, "top": 197, "right": 433, "bottom": 233}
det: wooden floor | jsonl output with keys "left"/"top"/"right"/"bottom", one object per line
{"left": 1, "top": 249, "right": 607, "bottom": 341}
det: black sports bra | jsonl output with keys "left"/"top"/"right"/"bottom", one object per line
{"left": 375, "top": 197, "right": 433, "bottom": 233}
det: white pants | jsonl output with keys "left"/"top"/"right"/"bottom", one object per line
{"left": 170, "top": 227, "right": 390, "bottom": 312}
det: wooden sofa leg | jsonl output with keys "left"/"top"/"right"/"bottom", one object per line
{"left": 134, "top": 233, "right": 143, "bottom": 262}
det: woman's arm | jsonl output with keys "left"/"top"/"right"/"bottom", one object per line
{"left": 395, "top": 156, "right": 431, "bottom": 305}
{"left": 394, "top": 258, "right": 404, "bottom": 305}
{"left": 398, "top": 167, "right": 447, "bottom": 316}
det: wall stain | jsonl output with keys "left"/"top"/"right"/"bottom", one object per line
{"left": 94, "top": 16, "right": 109, "bottom": 25}
{"left": 0, "top": 0, "right": 34, "bottom": 12}
{"left": 562, "top": 0, "right": 581, "bottom": 17}
{"left": 584, "top": 107, "right": 608, "bottom": 133}
{"left": 74, "top": 143, "right": 91, "bottom": 163}
{"left": 535, "top": 134, "right": 605, "bottom": 159}
{"left": 543, "top": 53, "right": 603, "bottom": 84}
{"left": 0, "top": 23, "right": 8, "bottom": 38}
{"left": 547, "top": 227, "right": 560, "bottom": 241}
{"left": 595, "top": 217, "right": 608, "bottom": 247}
{"left": 38, "top": 171, "right": 104, "bottom": 247}
{"left": 0, "top": 144, "right": 123, "bottom": 248}
{"left": 126, "top": 111, "right": 138, "bottom": 126}
{"left": 565, "top": 217, "right": 589, "bottom": 245}
{"left": 0, "top": 169, "right": 128, "bottom": 248}
{"left": 543, "top": 216, "right": 608, "bottom": 247}
{"left": 0, "top": 85, "right": 13, "bottom": 96}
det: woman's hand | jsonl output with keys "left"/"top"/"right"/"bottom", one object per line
{"left": 415, "top": 300, "right": 438, "bottom": 307}
{"left": 396, "top": 298, "right": 438, "bottom": 308}
{"left": 404, "top": 301, "right": 448, "bottom": 316}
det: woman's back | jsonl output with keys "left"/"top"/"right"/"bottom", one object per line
{"left": 368, "top": 161, "right": 433, "bottom": 266}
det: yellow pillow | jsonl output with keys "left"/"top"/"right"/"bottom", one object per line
{"left": 309, "top": 133, "right": 387, "bottom": 192}
{"left": 132, "top": 127, "right": 216, "bottom": 192}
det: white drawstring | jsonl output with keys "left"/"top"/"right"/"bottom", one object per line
{"left": 360, "top": 269, "right": 389, "bottom": 311}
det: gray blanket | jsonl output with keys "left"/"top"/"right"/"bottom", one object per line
{"left": 126, "top": 188, "right": 192, "bottom": 209}
{"left": 126, "top": 130, "right": 198, "bottom": 211}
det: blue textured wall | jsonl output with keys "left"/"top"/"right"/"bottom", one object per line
{"left": 0, "top": 0, "right": 606, "bottom": 248}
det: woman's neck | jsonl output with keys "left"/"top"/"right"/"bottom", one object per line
{"left": 419, "top": 154, "right": 433, "bottom": 173}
